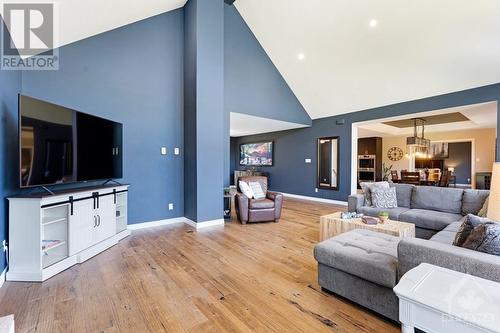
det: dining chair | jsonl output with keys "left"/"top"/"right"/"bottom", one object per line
{"left": 439, "top": 170, "right": 451, "bottom": 187}
{"left": 401, "top": 171, "right": 420, "bottom": 185}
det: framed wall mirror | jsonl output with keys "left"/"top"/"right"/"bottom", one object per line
{"left": 317, "top": 137, "right": 339, "bottom": 190}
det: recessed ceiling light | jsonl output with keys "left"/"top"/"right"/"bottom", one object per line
{"left": 369, "top": 19, "right": 378, "bottom": 28}
{"left": 297, "top": 53, "right": 305, "bottom": 61}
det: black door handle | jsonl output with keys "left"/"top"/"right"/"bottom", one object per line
{"left": 92, "top": 192, "right": 99, "bottom": 209}
{"left": 69, "top": 196, "right": 74, "bottom": 215}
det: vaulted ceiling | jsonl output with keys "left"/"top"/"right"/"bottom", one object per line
{"left": 235, "top": 0, "right": 500, "bottom": 119}
{"left": 1, "top": 0, "right": 187, "bottom": 49}
{"left": 3, "top": 0, "right": 499, "bottom": 121}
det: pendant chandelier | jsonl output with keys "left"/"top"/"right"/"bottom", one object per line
{"left": 406, "top": 118, "right": 431, "bottom": 159}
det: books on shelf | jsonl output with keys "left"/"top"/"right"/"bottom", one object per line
{"left": 361, "top": 216, "right": 379, "bottom": 225}
{"left": 42, "top": 240, "right": 64, "bottom": 250}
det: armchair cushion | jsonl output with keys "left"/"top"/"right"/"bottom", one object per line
{"left": 249, "top": 198, "right": 275, "bottom": 209}
{"left": 238, "top": 176, "right": 268, "bottom": 192}
{"left": 249, "top": 181, "right": 266, "bottom": 199}
{"left": 239, "top": 181, "right": 254, "bottom": 199}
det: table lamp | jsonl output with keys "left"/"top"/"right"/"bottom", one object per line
{"left": 487, "top": 162, "right": 500, "bottom": 221}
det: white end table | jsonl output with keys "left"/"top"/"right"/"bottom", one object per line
{"left": 0, "top": 315, "right": 14, "bottom": 333}
{"left": 393, "top": 263, "right": 500, "bottom": 333}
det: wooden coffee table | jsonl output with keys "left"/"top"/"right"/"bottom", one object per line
{"left": 319, "top": 212, "right": 415, "bottom": 241}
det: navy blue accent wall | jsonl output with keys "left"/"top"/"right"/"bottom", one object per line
{"left": 184, "top": 0, "right": 198, "bottom": 221}
{"left": 21, "top": 10, "right": 185, "bottom": 224}
{"left": 0, "top": 20, "right": 22, "bottom": 273}
{"left": 184, "top": 0, "right": 225, "bottom": 222}
{"left": 224, "top": 5, "right": 311, "bottom": 126}
{"left": 445, "top": 142, "right": 472, "bottom": 185}
{"left": 231, "top": 83, "right": 500, "bottom": 201}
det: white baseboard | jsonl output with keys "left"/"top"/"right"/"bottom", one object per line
{"left": 128, "top": 217, "right": 225, "bottom": 231}
{"left": 127, "top": 217, "right": 187, "bottom": 230}
{"left": 281, "top": 192, "right": 347, "bottom": 206}
{"left": 0, "top": 268, "right": 6, "bottom": 289}
{"left": 184, "top": 218, "right": 225, "bottom": 229}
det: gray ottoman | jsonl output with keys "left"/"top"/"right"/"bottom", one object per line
{"left": 314, "top": 229, "right": 401, "bottom": 321}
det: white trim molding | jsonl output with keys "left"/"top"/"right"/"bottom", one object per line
{"left": 281, "top": 192, "right": 347, "bottom": 206}
{"left": 184, "top": 218, "right": 225, "bottom": 230}
{"left": 128, "top": 217, "right": 225, "bottom": 231}
{"left": 127, "top": 217, "right": 187, "bottom": 230}
{"left": 0, "top": 268, "right": 6, "bottom": 289}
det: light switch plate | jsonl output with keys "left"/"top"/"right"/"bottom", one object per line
{"left": 168, "top": 203, "right": 174, "bottom": 210}
{"left": 305, "top": 158, "right": 312, "bottom": 164}
{"left": 161, "top": 147, "right": 167, "bottom": 155}
{"left": 174, "top": 147, "right": 180, "bottom": 155}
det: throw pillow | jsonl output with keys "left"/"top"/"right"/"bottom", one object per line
{"left": 371, "top": 187, "right": 398, "bottom": 209}
{"left": 360, "top": 181, "right": 390, "bottom": 207}
{"left": 453, "top": 214, "right": 493, "bottom": 246}
{"left": 478, "top": 196, "right": 489, "bottom": 217}
{"left": 249, "top": 181, "right": 266, "bottom": 199}
{"left": 462, "top": 190, "right": 490, "bottom": 216}
{"left": 239, "top": 181, "right": 254, "bottom": 199}
{"left": 461, "top": 222, "right": 500, "bottom": 256}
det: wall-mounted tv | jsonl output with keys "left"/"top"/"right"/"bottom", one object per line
{"left": 19, "top": 95, "right": 123, "bottom": 188}
{"left": 239, "top": 141, "right": 274, "bottom": 166}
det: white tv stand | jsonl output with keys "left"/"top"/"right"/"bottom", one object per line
{"left": 7, "top": 184, "right": 130, "bottom": 282}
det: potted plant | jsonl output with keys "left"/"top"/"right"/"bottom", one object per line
{"left": 382, "top": 162, "right": 393, "bottom": 181}
{"left": 378, "top": 211, "right": 389, "bottom": 223}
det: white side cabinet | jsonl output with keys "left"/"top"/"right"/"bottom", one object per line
{"left": 7, "top": 185, "right": 130, "bottom": 282}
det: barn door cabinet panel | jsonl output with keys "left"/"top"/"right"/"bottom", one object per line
{"left": 7, "top": 185, "right": 130, "bottom": 282}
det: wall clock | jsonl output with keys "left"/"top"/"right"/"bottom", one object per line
{"left": 387, "top": 147, "right": 404, "bottom": 161}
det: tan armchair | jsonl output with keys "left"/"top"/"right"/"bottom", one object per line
{"left": 235, "top": 176, "right": 283, "bottom": 224}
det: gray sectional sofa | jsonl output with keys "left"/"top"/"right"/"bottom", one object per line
{"left": 348, "top": 183, "right": 489, "bottom": 239}
{"left": 314, "top": 224, "right": 500, "bottom": 321}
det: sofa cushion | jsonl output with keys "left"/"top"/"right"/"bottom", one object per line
{"left": 390, "top": 183, "right": 414, "bottom": 208}
{"left": 462, "top": 189, "right": 490, "bottom": 215}
{"left": 430, "top": 220, "right": 463, "bottom": 244}
{"left": 462, "top": 222, "right": 500, "bottom": 255}
{"left": 478, "top": 197, "right": 489, "bottom": 217}
{"left": 249, "top": 198, "right": 274, "bottom": 209}
{"left": 399, "top": 209, "right": 463, "bottom": 231}
{"left": 453, "top": 214, "right": 495, "bottom": 246}
{"left": 372, "top": 187, "right": 398, "bottom": 208}
{"left": 360, "top": 181, "right": 390, "bottom": 207}
{"left": 411, "top": 186, "right": 464, "bottom": 214}
{"left": 358, "top": 206, "right": 410, "bottom": 221}
{"left": 314, "top": 229, "right": 400, "bottom": 288}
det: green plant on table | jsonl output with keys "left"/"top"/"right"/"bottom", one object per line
{"left": 378, "top": 211, "right": 389, "bottom": 223}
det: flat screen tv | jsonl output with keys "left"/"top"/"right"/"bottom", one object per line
{"left": 19, "top": 95, "right": 123, "bottom": 188}
{"left": 239, "top": 141, "right": 274, "bottom": 166}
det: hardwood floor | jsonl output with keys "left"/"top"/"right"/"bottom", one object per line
{"left": 0, "top": 198, "right": 400, "bottom": 333}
